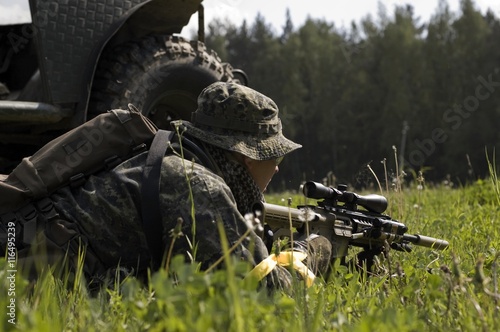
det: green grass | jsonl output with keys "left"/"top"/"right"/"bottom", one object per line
{"left": 1, "top": 177, "right": 499, "bottom": 332}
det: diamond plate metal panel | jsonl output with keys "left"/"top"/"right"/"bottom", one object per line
{"left": 31, "top": 0, "right": 147, "bottom": 104}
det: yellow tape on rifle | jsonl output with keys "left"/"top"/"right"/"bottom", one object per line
{"left": 246, "top": 251, "right": 315, "bottom": 287}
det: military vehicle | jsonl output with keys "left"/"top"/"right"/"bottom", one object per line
{"left": 0, "top": 0, "right": 246, "bottom": 172}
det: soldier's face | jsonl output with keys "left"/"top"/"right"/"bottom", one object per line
{"left": 244, "top": 158, "right": 279, "bottom": 193}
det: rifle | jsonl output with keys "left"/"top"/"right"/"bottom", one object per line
{"left": 253, "top": 181, "right": 449, "bottom": 263}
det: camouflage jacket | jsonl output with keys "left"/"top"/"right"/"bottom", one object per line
{"left": 50, "top": 151, "right": 292, "bottom": 288}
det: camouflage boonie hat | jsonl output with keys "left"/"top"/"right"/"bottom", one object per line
{"left": 171, "top": 82, "right": 301, "bottom": 160}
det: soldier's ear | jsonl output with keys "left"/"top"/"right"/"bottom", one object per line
{"left": 229, "top": 151, "right": 253, "bottom": 169}
{"left": 242, "top": 156, "right": 256, "bottom": 170}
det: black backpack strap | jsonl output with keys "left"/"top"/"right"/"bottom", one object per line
{"left": 170, "top": 136, "right": 217, "bottom": 173}
{"left": 141, "top": 129, "right": 174, "bottom": 269}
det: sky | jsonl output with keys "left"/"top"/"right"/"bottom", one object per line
{"left": 1, "top": 0, "right": 499, "bottom": 36}
{"left": 181, "top": 0, "right": 500, "bottom": 36}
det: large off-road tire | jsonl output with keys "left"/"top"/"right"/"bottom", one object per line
{"left": 88, "top": 35, "right": 235, "bottom": 129}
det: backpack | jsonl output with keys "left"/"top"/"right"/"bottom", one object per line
{"left": 0, "top": 104, "right": 179, "bottom": 281}
{"left": 0, "top": 104, "right": 157, "bottom": 214}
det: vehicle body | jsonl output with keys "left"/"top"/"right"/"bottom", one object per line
{"left": 0, "top": 0, "right": 246, "bottom": 171}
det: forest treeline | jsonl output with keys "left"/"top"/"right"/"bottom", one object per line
{"left": 200, "top": 0, "right": 499, "bottom": 191}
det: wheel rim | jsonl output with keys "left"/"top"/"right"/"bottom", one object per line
{"left": 145, "top": 89, "right": 198, "bottom": 129}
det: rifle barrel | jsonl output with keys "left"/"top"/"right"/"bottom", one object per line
{"left": 403, "top": 234, "right": 449, "bottom": 250}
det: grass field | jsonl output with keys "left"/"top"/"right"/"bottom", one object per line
{"left": 1, "top": 170, "right": 499, "bottom": 331}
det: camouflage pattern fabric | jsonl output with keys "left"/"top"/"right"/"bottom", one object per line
{"left": 173, "top": 82, "right": 302, "bottom": 161}
{"left": 50, "top": 151, "right": 293, "bottom": 289}
{"left": 48, "top": 82, "right": 305, "bottom": 289}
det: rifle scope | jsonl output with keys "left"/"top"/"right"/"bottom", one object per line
{"left": 303, "top": 181, "right": 388, "bottom": 214}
